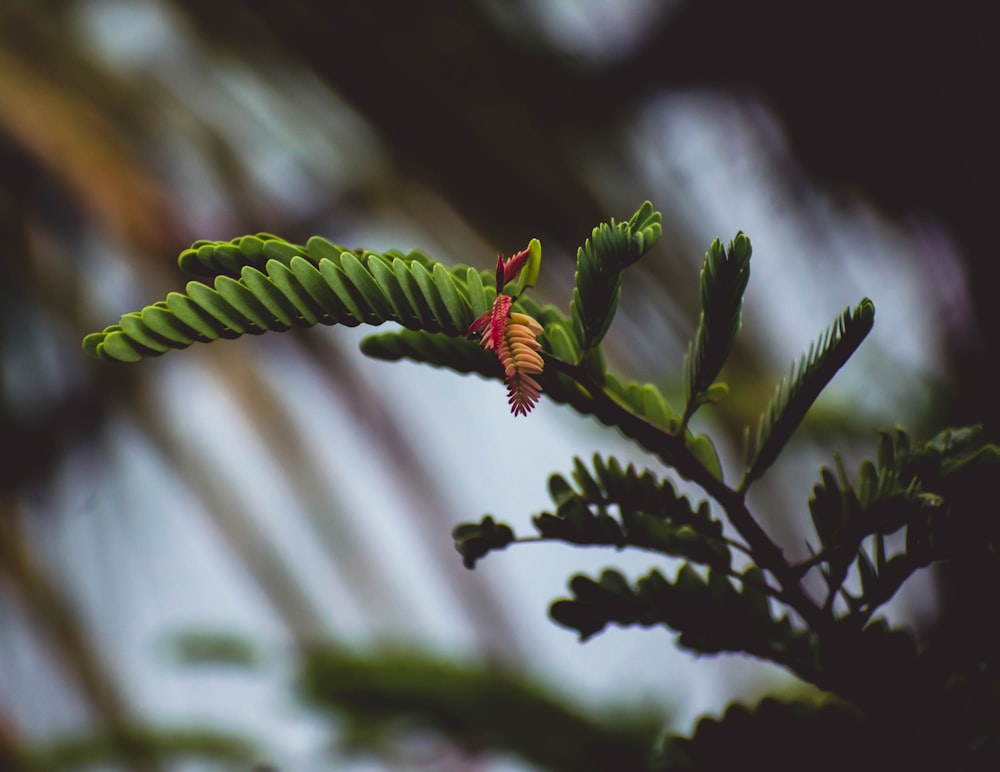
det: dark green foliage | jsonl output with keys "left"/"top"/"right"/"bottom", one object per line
{"left": 452, "top": 456, "right": 730, "bottom": 570}
{"left": 682, "top": 233, "right": 751, "bottom": 425}
{"left": 801, "top": 426, "right": 1000, "bottom": 624}
{"left": 569, "top": 201, "right": 662, "bottom": 353}
{"left": 299, "top": 647, "right": 664, "bottom": 772}
{"left": 536, "top": 456, "right": 731, "bottom": 568}
{"left": 742, "top": 298, "right": 875, "bottom": 489}
{"left": 657, "top": 698, "right": 943, "bottom": 772}
{"left": 548, "top": 566, "right": 809, "bottom": 667}
{"left": 452, "top": 516, "right": 515, "bottom": 569}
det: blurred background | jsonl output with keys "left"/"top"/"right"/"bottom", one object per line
{"left": 1, "top": 0, "right": 996, "bottom": 769}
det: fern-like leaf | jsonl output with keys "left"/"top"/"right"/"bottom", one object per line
{"left": 452, "top": 456, "right": 729, "bottom": 570}
{"left": 742, "top": 299, "right": 875, "bottom": 489}
{"left": 682, "top": 232, "right": 751, "bottom": 425}
{"left": 569, "top": 201, "right": 662, "bottom": 354}
{"left": 548, "top": 566, "right": 814, "bottom": 677}
{"left": 82, "top": 236, "right": 488, "bottom": 362}
{"left": 528, "top": 455, "right": 731, "bottom": 569}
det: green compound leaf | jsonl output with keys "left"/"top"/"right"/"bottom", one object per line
{"left": 743, "top": 299, "right": 875, "bottom": 490}
{"left": 682, "top": 233, "right": 751, "bottom": 425}
{"left": 548, "top": 566, "right": 810, "bottom": 671}
{"left": 526, "top": 454, "right": 730, "bottom": 570}
{"left": 83, "top": 235, "right": 482, "bottom": 362}
{"left": 570, "top": 201, "right": 662, "bottom": 354}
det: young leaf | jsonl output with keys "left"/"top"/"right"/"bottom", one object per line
{"left": 569, "top": 202, "right": 662, "bottom": 353}
{"left": 682, "top": 233, "right": 752, "bottom": 425}
{"left": 742, "top": 299, "right": 875, "bottom": 489}
{"left": 514, "top": 237, "right": 542, "bottom": 297}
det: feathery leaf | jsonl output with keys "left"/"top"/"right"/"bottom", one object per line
{"left": 549, "top": 566, "right": 810, "bottom": 673}
{"left": 682, "top": 233, "right": 751, "bottom": 425}
{"left": 742, "top": 299, "right": 875, "bottom": 489}
{"left": 83, "top": 236, "right": 484, "bottom": 362}
{"left": 528, "top": 454, "right": 731, "bottom": 569}
{"left": 569, "top": 202, "right": 662, "bottom": 354}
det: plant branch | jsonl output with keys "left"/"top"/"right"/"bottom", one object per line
{"left": 541, "top": 353, "right": 831, "bottom": 633}
{"left": 539, "top": 355, "right": 936, "bottom": 727}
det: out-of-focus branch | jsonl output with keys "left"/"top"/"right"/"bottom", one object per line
{"left": 0, "top": 496, "right": 161, "bottom": 772}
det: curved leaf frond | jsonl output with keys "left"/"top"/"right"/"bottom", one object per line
{"left": 742, "top": 299, "right": 875, "bottom": 490}
{"left": 682, "top": 232, "right": 751, "bottom": 425}
{"left": 451, "top": 455, "right": 730, "bottom": 570}
{"left": 570, "top": 201, "right": 662, "bottom": 354}
{"left": 83, "top": 236, "right": 486, "bottom": 362}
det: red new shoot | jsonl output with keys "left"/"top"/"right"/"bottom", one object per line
{"left": 467, "top": 239, "right": 543, "bottom": 416}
